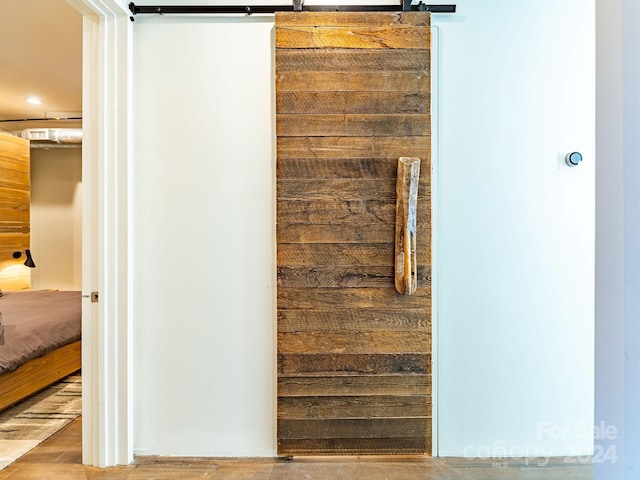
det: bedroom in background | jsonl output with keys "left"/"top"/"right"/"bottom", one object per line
{"left": 0, "top": 0, "right": 84, "bottom": 467}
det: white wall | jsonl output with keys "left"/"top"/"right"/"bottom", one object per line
{"left": 30, "top": 147, "right": 83, "bottom": 290}
{"left": 131, "top": 1, "right": 596, "bottom": 458}
{"left": 621, "top": 1, "right": 640, "bottom": 473}
{"left": 595, "top": 0, "right": 640, "bottom": 477}
{"left": 132, "top": 16, "right": 276, "bottom": 456}
{"left": 434, "top": 0, "right": 595, "bottom": 457}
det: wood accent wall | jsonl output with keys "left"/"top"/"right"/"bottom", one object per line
{"left": 276, "top": 12, "right": 431, "bottom": 455}
{"left": 0, "top": 132, "right": 30, "bottom": 290}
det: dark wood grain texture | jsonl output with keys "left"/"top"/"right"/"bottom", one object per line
{"left": 277, "top": 308, "right": 431, "bottom": 331}
{"left": 276, "top": 11, "right": 431, "bottom": 456}
{"left": 277, "top": 91, "right": 430, "bottom": 114}
{"left": 278, "top": 330, "right": 431, "bottom": 354}
{"left": 278, "top": 418, "right": 430, "bottom": 439}
{"left": 279, "top": 352, "right": 431, "bottom": 378}
{"left": 278, "top": 374, "right": 432, "bottom": 396}
{"left": 278, "top": 395, "right": 431, "bottom": 419}
{"left": 277, "top": 114, "right": 430, "bottom": 137}
{"left": 277, "top": 199, "right": 430, "bottom": 224}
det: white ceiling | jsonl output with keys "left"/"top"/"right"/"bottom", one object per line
{"left": 0, "top": 0, "right": 82, "bottom": 129}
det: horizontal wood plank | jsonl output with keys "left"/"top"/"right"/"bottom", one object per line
{"left": 0, "top": 167, "right": 30, "bottom": 190}
{"left": 277, "top": 136, "right": 430, "bottom": 159}
{"left": 0, "top": 233, "right": 30, "bottom": 247}
{"left": 276, "top": 25, "right": 430, "bottom": 50}
{"left": 277, "top": 158, "right": 431, "bottom": 182}
{"left": 278, "top": 418, "right": 429, "bottom": 439}
{"left": 277, "top": 264, "right": 431, "bottom": 288}
{"left": 0, "top": 225, "right": 29, "bottom": 234}
{"left": 277, "top": 114, "right": 430, "bottom": 137}
{"left": 278, "top": 158, "right": 398, "bottom": 179}
{"left": 278, "top": 374, "right": 431, "bottom": 396}
{"left": 277, "top": 436, "right": 429, "bottom": 455}
{"left": 277, "top": 265, "right": 430, "bottom": 288}
{"left": 277, "top": 223, "right": 429, "bottom": 245}
{"left": 278, "top": 308, "right": 430, "bottom": 332}
{"left": 0, "top": 189, "right": 30, "bottom": 204}
{"left": 276, "top": 71, "right": 429, "bottom": 92}
{"left": 279, "top": 243, "right": 390, "bottom": 266}
{"left": 278, "top": 331, "right": 430, "bottom": 354}
{"left": 279, "top": 353, "right": 430, "bottom": 375}
{"left": 0, "top": 207, "right": 30, "bottom": 228}
{"left": 276, "top": 48, "right": 429, "bottom": 73}
{"left": 277, "top": 199, "right": 430, "bottom": 224}
{"left": 277, "top": 244, "right": 431, "bottom": 266}
{"left": 275, "top": 12, "right": 430, "bottom": 28}
{"left": 277, "top": 179, "right": 429, "bottom": 201}
{"left": 278, "top": 395, "right": 430, "bottom": 419}
{"left": 277, "top": 92, "right": 429, "bottom": 115}
{"left": 278, "top": 287, "right": 431, "bottom": 310}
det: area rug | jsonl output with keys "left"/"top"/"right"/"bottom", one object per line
{"left": 0, "top": 374, "right": 81, "bottom": 470}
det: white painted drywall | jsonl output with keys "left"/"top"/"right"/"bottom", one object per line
{"left": 30, "top": 148, "right": 83, "bottom": 290}
{"left": 132, "top": 16, "right": 276, "bottom": 456}
{"left": 595, "top": 0, "right": 640, "bottom": 477}
{"left": 433, "top": 0, "right": 595, "bottom": 457}
{"left": 621, "top": 1, "right": 640, "bottom": 474}
{"left": 131, "top": 1, "right": 597, "bottom": 458}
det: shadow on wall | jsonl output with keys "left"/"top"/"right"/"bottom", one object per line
{"left": 30, "top": 147, "right": 82, "bottom": 291}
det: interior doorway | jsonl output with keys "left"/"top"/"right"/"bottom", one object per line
{"left": 0, "top": 0, "right": 84, "bottom": 469}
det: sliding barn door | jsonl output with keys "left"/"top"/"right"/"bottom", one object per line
{"left": 276, "top": 12, "right": 431, "bottom": 455}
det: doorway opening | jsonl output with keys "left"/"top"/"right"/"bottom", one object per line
{"left": 0, "top": 0, "right": 84, "bottom": 469}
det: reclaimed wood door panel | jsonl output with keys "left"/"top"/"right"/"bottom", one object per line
{"left": 276, "top": 11, "right": 431, "bottom": 456}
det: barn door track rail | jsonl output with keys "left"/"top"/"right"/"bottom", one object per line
{"left": 128, "top": 2, "right": 456, "bottom": 16}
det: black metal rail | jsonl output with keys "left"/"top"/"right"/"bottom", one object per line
{"left": 128, "top": 2, "right": 456, "bottom": 15}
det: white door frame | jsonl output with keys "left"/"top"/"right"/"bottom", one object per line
{"left": 66, "top": 0, "right": 133, "bottom": 467}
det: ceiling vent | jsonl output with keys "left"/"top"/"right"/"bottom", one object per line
{"left": 18, "top": 128, "right": 82, "bottom": 148}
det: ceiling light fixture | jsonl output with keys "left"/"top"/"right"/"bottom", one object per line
{"left": 26, "top": 97, "right": 42, "bottom": 105}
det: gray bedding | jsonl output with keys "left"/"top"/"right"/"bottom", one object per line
{"left": 0, "top": 290, "right": 81, "bottom": 375}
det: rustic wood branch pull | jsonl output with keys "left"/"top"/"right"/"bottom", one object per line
{"left": 395, "top": 157, "right": 421, "bottom": 295}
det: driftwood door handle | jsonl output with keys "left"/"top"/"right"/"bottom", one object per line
{"left": 395, "top": 157, "right": 421, "bottom": 295}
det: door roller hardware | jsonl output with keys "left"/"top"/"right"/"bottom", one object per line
{"left": 565, "top": 152, "right": 583, "bottom": 167}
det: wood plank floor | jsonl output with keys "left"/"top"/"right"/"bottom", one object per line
{"left": 0, "top": 418, "right": 593, "bottom": 479}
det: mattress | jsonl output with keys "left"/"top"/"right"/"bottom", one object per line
{"left": 0, "top": 290, "right": 81, "bottom": 375}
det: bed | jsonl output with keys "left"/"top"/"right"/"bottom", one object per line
{"left": 0, "top": 290, "right": 81, "bottom": 411}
